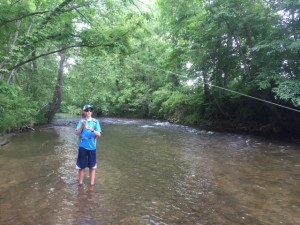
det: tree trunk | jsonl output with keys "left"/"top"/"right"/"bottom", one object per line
{"left": 47, "top": 40, "right": 67, "bottom": 123}
{"left": 0, "top": 19, "right": 21, "bottom": 80}
{"left": 222, "top": 17, "right": 252, "bottom": 80}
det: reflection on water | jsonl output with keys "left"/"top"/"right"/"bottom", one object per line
{"left": 0, "top": 118, "right": 299, "bottom": 225}
{"left": 74, "top": 185, "right": 99, "bottom": 225}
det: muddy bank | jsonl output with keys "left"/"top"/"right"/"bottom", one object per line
{"left": 0, "top": 133, "right": 17, "bottom": 146}
{"left": 195, "top": 120, "right": 300, "bottom": 140}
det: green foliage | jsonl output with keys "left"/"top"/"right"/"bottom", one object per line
{"left": 273, "top": 80, "right": 300, "bottom": 107}
{"left": 0, "top": 81, "right": 35, "bottom": 132}
{"left": 150, "top": 85, "right": 204, "bottom": 124}
{"left": 150, "top": 87, "right": 172, "bottom": 118}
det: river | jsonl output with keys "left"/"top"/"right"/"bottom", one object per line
{"left": 0, "top": 117, "right": 299, "bottom": 225}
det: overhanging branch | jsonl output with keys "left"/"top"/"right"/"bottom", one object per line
{"left": 9, "top": 43, "right": 115, "bottom": 71}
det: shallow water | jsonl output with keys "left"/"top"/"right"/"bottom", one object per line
{"left": 0, "top": 118, "right": 299, "bottom": 225}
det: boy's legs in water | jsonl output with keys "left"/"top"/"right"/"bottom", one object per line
{"left": 78, "top": 169, "right": 85, "bottom": 185}
{"left": 89, "top": 168, "right": 96, "bottom": 185}
{"left": 78, "top": 168, "right": 95, "bottom": 185}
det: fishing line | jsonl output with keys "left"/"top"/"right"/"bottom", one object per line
{"left": 132, "top": 60, "right": 300, "bottom": 114}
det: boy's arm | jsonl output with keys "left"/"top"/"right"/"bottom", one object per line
{"left": 76, "top": 120, "right": 86, "bottom": 136}
{"left": 93, "top": 121, "right": 101, "bottom": 137}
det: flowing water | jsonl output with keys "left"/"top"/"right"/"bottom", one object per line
{"left": 0, "top": 117, "right": 299, "bottom": 225}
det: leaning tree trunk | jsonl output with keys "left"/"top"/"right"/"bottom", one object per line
{"left": 47, "top": 40, "right": 67, "bottom": 123}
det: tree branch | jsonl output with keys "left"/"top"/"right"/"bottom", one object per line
{"left": 38, "top": 0, "right": 74, "bottom": 30}
{"left": 8, "top": 43, "right": 115, "bottom": 71}
{"left": 0, "top": 3, "right": 89, "bottom": 28}
{"left": 0, "top": 11, "right": 48, "bottom": 28}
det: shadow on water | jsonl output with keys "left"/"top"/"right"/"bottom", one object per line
{"left": 0, "top": 117, "right": 299, "bottom": 225}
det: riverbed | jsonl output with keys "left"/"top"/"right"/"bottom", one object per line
{"left": 0, "top": 117, "right": 299, "bottom": 225}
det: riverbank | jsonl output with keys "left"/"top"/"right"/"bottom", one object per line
{"left": 196, "top": 120, "right": 300, "bottom": 140}
{"left": 196, "top": 121, "right": 281, "bottom": 135}
{"left": 166, "top": 118, "right": 300, "bottom": 142}
{"left": 0, "top": 132, "right": 17, "bottom": 146}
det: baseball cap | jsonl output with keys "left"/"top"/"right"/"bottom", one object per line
{"left": 83, "top": 104, "right": 93, "bottom": 111}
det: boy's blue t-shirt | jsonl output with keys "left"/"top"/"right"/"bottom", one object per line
{"left": 76, "top": 118, "right": 101, "bottom": 150}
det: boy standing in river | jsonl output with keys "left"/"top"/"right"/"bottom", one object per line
{"left": 75, "top": 104, "right": 101, "bottom": 186}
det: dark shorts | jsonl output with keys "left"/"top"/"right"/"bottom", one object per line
{"left": 76, "top": 147, "right": 97, "bottom": 169}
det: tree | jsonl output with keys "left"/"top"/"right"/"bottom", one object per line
{"left": 47, "top": 39, "right": 68, "bottom": 123}
{"left": 0, "top": 0, "right": 140, "bottom": 125}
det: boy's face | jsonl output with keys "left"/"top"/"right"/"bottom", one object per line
{"left": 84, "top": 109, "right": 92, "bottom": 116}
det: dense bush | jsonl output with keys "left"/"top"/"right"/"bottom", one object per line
{"left": 0, "top": 81, "right": 36, "bottom": 132}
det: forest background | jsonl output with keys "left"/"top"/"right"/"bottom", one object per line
{"left": 0, "top": 0, "right": 299, "bottom": 137}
